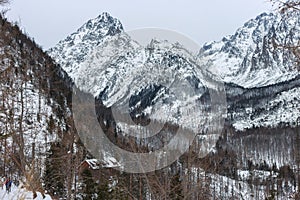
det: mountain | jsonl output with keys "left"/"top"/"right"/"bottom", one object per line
{"left": 48, "top": 12, "right": 300, "bottom": 199}
{"left": 49, "top": 13, "right": 227, "bottom": 136}
{"left": 49, "top": 12, "right": 300, "bottom": 131}
{"left": 199, "top": 12, "right": 300, "bottom": 88}
{"left": 196, "top": 12, "right": 300, "bottom": 130}
{"left": 75, "top": 34, "right": 227, "bottom": 133}
{"left": 48, "top": 12, "right": 123, "bottom": 81}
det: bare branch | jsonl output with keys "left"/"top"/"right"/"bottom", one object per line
{"left": 270, "top": 0, "right": 300, "bottom": 13}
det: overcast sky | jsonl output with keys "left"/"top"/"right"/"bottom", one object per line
{"left": 5, "top": 0, "right": 273, "bottom": 50}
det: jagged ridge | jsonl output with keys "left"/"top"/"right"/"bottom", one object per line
{"left": 199, "top": 12, "right": 300, "bottom": 88}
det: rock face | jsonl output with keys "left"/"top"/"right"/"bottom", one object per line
{"left": 48, "top": 12, "right": 123, "bottom": 81}
{"left": 199, "top": 12, "right": 300, "bottom": 88}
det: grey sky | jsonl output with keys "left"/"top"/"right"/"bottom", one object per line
{"left": 5, "top": 0, "right": 272, "bottom": 50}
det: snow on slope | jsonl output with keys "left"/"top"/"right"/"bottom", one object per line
{"left": 49, "top": 11, "right": 300, "bottom": 133}
{"left": 48, "top": 12, "right": 123, "bottom": 81}
{"left": 233, "top": 87, "right": 300, "bottom": 130}
{"left": 198, "top": 11, "right": 300, "bottom": 130}
{"left": 0, "top": 16, "right": 72, "bottom": 197}
{"left": 187, "top": 167, "right": 296, "bottom": 199}
{"left": 0, "top": 82, "right": 58, "bottom": 157}
{"left": 199, "top": 12, "right": 300, "bottom": 88}
{"left": 75, "top": 33, "right": 224, "bottom": 133}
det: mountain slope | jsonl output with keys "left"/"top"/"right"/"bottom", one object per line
{"left": 224, "top": 75, "right": 300, "bottom": 130}
{"left": 49, "top": 12, "right": 300, "bottom": 132}
{"left": 0, "top": 14, "right": 75, "bottom": 198}
{"left": 199, "top": 12, "right": 300, "bottom": 88}
{"left": 48, "top": 12, "right": 123, "bottom": 81}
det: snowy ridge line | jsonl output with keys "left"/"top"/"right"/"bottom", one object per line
{"left": 49, "top": 12, "right": 300, "bottom": 132}
{"left": 199, "top": 12, "right": 300, "bottom": 88}
{"left": 48, "top": 12, "right": 123, "bottom": 81}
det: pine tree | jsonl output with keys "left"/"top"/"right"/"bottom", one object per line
{"left": 97, "top": 179, "right": 110, "bottom": 200}
{"left": 43, "top": 143, "right": 66, "bottom": 198}
{"left": 80, "top": 168, "right": 98, "bottom": 200}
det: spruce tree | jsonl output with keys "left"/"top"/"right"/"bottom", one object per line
{"left": 43, "top": 143, "right": 65, "bottom": 198}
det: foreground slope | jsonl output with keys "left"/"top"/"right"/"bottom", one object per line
{"left": 0, "top": 14, "right": 74, "bottom": 198}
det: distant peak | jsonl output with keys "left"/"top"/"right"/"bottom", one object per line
{"left": 99, "top": 11, "right": 111, "bottom": 17}
{"left": 96, "top": 12, "right": 115, "bottom": 22}
{"left": 48, "top": 11, "right": 124, "bottom": 78}
{"left": 256, "top": 12, "right": 272, "bottom": 18}
{"left": 72, "top": 12, "right": 123, "bottom": 37}
{"left": 147, "top": 38, "right": 184, "bottom": 51}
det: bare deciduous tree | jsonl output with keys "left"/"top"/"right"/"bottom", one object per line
{"left": 270, "top": 0, "right": 300, "bottom": 13}
{"left": 269, "top": 0, "right": 300, "bottom": 69}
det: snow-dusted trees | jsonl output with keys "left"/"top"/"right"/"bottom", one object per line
{"left": 0, "top": 12, "right": 80, "bottom": 199}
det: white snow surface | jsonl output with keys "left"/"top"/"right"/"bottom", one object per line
{"left": 0, "top": 184, "right": 52, "bottom": 200}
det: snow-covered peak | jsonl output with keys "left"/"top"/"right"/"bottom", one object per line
{"left": 49, "top": 11, "right": 300, "bottom": 132}
{"left": 76, "top": 12, "right": 123, "bottom": 41}
{"left": 199, "top": 12, "right": 300, "bottom": 88}
{"left": 148, "top": 38, "right": 182, "bottom": 50}
{"left": 48, "top": 12, "right": 123, "bottom": 81}
{"left": 48, "top": 12, "right": 223, "bottom": 132}
{"left": 74, "top": 32, "right": 217, "bottom": 132}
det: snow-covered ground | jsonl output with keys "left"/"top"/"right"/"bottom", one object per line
{"left": 186, "top": 167, "right": 296, "bottom": 199}
{"left": 233, "top": 87, "right": 300, "bottom": 131}
{"left": 0, "top": 184, "right": 52, "bottom": 200}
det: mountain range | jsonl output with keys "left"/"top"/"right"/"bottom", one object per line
{"left": 47, "top": 11, "right": 300, "bottom": 199}
{"left": 0, "top": 9, "right": 299, "bottom": 199}
{"left": 48, "top": 11, "right": 300, "bottom": 132}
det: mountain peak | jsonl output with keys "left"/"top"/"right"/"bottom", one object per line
{"left": 77, "top": 12, "right": 123, "bottom": 38}
{"left": 199, "top": 11, "right": 299, "bottom": 88}
{"left": 96, "top": 12, "right": 114, "bottom": 21}
{"left": 48, "top": 12, "right": 124, "bottom": 80}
